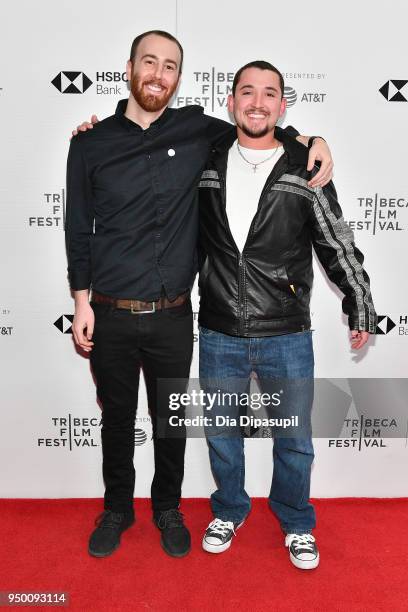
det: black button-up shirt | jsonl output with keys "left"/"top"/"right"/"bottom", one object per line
{"left": 65, "top": 99, "right": 233, "bottom": 300}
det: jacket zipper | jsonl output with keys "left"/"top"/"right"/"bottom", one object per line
{"left": 238, "top": 254, "right": 245, "bottom": 335}
{"left": 216, "top": 160, "right": 247, "bottom": 335}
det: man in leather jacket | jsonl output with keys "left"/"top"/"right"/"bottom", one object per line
{"left": 198, "top": 60, "right": 377, "bottom": 569}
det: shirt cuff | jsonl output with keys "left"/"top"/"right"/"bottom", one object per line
{"left": 69, "top": 270, "right": 91, "bottom": 291}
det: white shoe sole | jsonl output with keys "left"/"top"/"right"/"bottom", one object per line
{"left": 202, "top": 520, "right": 244, "bottom": 554}
{"left": 289, "top": 551, "right": 320, "bottom": 570}
{"left": 202, "top": 538, "right": 233, "bottom": 554}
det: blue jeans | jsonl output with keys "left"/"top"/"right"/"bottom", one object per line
{"left": 199, "top": 328, "right": 316, "bottom": 534}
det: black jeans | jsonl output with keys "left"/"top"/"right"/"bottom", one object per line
{"left": 90, "top": 300, "right": 193, "bottom": 514}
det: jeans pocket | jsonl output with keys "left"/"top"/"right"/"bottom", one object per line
{"left": 199, "top": 326, "right": 217, "bottom": 336}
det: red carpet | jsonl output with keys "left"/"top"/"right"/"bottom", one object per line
{"left": 1, "top": 498, "right": 407, "bottom": 611}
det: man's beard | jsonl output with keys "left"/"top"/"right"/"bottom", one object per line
{"left": 130, "top": 71, "right": 177, "bottom": 112}
{"left": 237, "top": 108, "right": 273, "bottom": 139}
{"left": 240, "top": 124, "right": 269, "bottom": 138}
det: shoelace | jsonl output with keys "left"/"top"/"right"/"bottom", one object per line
{"left": 95, "top": 510, "right": 124, "bottom": 530}
{"left": 208, "top": 518, "right": 236, "bottom": 537}
{"left": 157, "top": 509, "right": 184, "bottom": 529}
{"left": 287, "top": 533, "right": 316, "bottom": 551}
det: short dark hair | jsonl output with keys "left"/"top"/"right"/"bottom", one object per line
{"left": 129, "top": 30, "right": 184, "bottom": 74}
{"left": 232, "top": 61, "right": 284, "bottom": 97}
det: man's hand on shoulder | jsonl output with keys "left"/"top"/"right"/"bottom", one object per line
{"left": 350, "top": 330, "right": 370, "bottom": 350}
{"left": 296, "top": 135, "right": 334, "bottom": 188}
{"left": 306, "top": 137, "right": 333, "bottom": 188}
{"left": 71, "top": 114, "right": 99, "bottom": 138}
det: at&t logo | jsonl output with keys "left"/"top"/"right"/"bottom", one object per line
{"left": 284, "top": 86, "right": 297, "bottom": 107}
{"left": 134, "top": 428, "right": 147, "bottom": 446}
{"left": 283, "top": 86, "right": 326, "bottom": 107}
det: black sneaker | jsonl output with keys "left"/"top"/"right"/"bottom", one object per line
{"left": 285, "top": 533, "right": 320, "bottom": 569}
{"left": 202, "top": 518, "right": 244, "bottom": 554}
{"left": 88, "top": 510, "right": 134, "bottom": 558}
{"left": 153, "top": 509, "right": 191, "bottom": 558}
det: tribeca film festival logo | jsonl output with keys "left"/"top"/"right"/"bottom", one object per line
{"left": 51, "top": 71, "right": 128, "bottom": 96}
{"left": 193, "top": 311, "right": 199, "bottom": 342}
{"left": 345, "top": 195, "right": 406, "bottom": 234}
{"left": 175, "top": 70, "right": 327, "bottom": 113}
{"left": 37, "top": 415, "right": 149, "bottom": 450}
{"left": 379, "top": 80, "right": 408, "bottom": 102}
{"left": 322, "top": 378, "right": 408, "bottom": 451}
{"left": 0, "top": 307, "right": 13, "bottom": 337}
{"left": 329, "top": 416, "right": 399, "bottom": 450}
{"left": 28, "top": 190, "right": 66, "bottom": 229}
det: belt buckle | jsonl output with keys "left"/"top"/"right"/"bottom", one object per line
{"left": 130, "top": 300, "right": 156, "bottom": 314}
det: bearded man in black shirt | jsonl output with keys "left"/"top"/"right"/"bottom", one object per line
{"left": 66, "top": 30, "right": 334, "bottom": 559}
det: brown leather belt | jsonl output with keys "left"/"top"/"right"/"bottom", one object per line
{"left": 91, "top": 290, "right": 189, "bottom": 314}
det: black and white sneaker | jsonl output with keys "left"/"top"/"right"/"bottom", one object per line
{"left": 202, "top": 518, "right": 243, "bottom": 554}
{"left": 285, "top": 533, "right": 320, "bottom": 569}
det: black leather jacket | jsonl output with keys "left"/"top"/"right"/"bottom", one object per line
{"left": 198, "top": 129, "right": 377, "bottom": 337}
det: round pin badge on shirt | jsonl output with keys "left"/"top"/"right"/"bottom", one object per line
{"left": 168, "top": 148, "right": 176, "bottom": 157}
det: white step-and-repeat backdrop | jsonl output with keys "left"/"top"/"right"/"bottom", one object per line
{"left": 1, "top": 0, "right": 407, "bottom": 499}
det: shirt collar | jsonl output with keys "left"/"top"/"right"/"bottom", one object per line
{"left": 115, "top": 98, "right": 171, "bottom": 131}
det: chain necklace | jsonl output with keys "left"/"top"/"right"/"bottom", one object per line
{"left": 236, "top": 142, "right": 281, "bottom": 173}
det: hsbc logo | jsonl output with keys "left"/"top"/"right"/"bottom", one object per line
{"left": 51, "top": 70, "right": 127, "bottom": 96}
{"left": 375, "top": 316, "right": 396, "bottom": 335}
{"left": 373, "top": 314, "right": 408, "bottom": 337}
{"left": 379, "top": 80, "right": 408, "bottom": 102}
{"left": 51, "top": 71, "right": 93, "bottom": 94}
{"left": 54, "top": 315, "right": 74, "bottom": 334}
